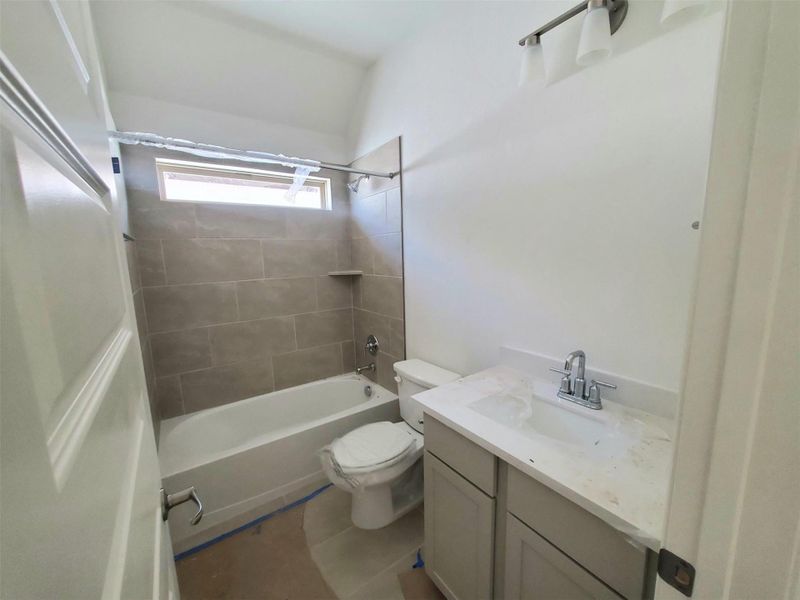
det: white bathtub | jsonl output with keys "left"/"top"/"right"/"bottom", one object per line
{"left": 159, "top": 373, "right": 399, "bottom": 551}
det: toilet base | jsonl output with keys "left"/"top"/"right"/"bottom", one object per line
{"left": 350, "top": 459, "right": 423, "bottom": 529}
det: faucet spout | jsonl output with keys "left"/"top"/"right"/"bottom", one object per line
{"left": 563, "top": 350, "right": 586, "bottom": 379}
{"left": 356, "top": 363, "right": 375, "bottom": 375}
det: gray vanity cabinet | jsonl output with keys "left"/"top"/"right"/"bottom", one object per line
{"left": 504, "top": 514, "right": 622, "bottom": 600}
{"left": 423, "top": 415, "right": 654, "bottom": 600}
{"left": 424, "top": 453, "right": 495, "bottom": 600}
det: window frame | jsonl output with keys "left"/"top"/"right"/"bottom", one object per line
{"left": 154, "top": 157, "right": 332, "bottom": 210}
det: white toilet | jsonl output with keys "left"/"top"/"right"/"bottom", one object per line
{"left": 320, "top": 359, "right": 460, "bottom": 529}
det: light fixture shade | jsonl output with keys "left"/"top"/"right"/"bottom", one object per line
{"left": 660, "top": 0, "right": 709, "bottom": 29}
{"left": 518, "top": 39, "right": 544, "bottom": 87}
{"left": 576, "top": 6, "right": 612, "bottom": 67}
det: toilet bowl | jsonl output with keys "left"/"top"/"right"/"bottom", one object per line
{"left": 320, "top": 359, "right": 460, "bottom": 529}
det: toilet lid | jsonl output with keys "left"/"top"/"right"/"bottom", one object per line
{"left": 332, "top": 422, "right": 415, "bottom": 471}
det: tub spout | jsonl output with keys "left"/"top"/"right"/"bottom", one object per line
{"left": 356, "top": 363, "right": 375, "bottom": 375}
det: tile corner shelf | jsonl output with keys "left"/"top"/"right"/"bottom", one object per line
{"left": 327, "top": 270, "right": 363, "bottom": 276}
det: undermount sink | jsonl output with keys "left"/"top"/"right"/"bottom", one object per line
{"left": 468, "top": 388, "right": 641, "bottom": 457}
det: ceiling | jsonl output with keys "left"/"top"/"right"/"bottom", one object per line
{"left": 195, "top": 1, "right": 458, "bottom": 66}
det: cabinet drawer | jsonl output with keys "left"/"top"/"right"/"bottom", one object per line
{"left": 507, "top": 466, "right": 646, "bottom": 599}
{"left": 424, "top": 414, "right": 497, "bottom": 496}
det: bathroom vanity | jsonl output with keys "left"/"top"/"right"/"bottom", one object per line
{"left": 416, "top": 366, "right": 673, "bottom": 600}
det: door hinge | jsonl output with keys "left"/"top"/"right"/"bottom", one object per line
{"left": 657, "top": 548, "right": 696, "bottom": 597}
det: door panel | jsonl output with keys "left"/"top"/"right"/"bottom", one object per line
{"left": 0, "top": 2, "right": 171, "bottom": 597}
{"left": 504, "top": 515, "right": 622, "bottom": 600}
{"left": 424, "top": 452, "right": 495, "bottom": 600}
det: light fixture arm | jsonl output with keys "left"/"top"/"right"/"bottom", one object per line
{"left": 518, "top": 0, "right": 628, "bottom": 47}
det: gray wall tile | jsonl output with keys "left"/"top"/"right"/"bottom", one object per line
{"left": 372, "top": 233, "right": 402, "bottom": 276}
{"left": 342, "top": 341, "right": 355, "bottom": 372}
{"left": 162, "top": 239, "right": 263, "bottom": 284}
{"left": 136, "top": 239, "right": 166, "bottom": 287}
{"left": 361, "top": 275, "right": 404, "bottom": 319}
{"left": 389, "top": 318, "right": 406, "bottom": 358}
{"left": 150, "top": 328, "right": 211, "bottom": 376}
{"left": 181, "top": 359, "right": 274, "bottom": 412}
{"left": 144, "top": 283, "right": 238, "bottom": 332}
{"left": 132, "top": 289, "right": 148, "bottom": 342}
{"left": 261, "top": 239, "right": 338, "bottom": 277}
{"left": 272, "top": 344, "right": 343, "bottom": 390}
{"left": 376, "top": 351, "right": 400, "bottom": 393}
{"left": 195, "top": 204, "right": 286, "bottom": 238}
{"left": 351, "top": 191, "right": 390, "bottom": 238}
{"left": 122, "top": 141, "right": 403, "bottom": 419}
{"left": 350, "top": 237, "right": 374, "bottom": 274}
{"left": 208, "top": 317, "right": 296, "bottom": 365}
{"left": 353, "top": 309, "right": 391, "bottom": 349}
{"left": 294, "top": 309, "right": 354, "bottom": 349}
{"left": 157, "top": 375, "right": 184, "bottom": 419}
{"left": 335, "top": 239, "right": 352, "bottom": 270}
{"left": 129, "top": 188, "right": 196, "bottom": 239}
{"left": 236, "top": 278, "right": 316, "bottom": 320}
{"left": 285, "top": 207, "right": 347, "bottom": 240}
{"left": 316, "top": 276, "right": 352, "bottom": 310}
{"left": 386, "top": 187, "right": 402, "bottom": 233}
{"left": 125, "top": 242, "right": 140, "bottom": 292}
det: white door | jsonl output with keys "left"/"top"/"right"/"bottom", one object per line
{"left": 0, "top": 1, "right": 177, "bottom": 598}
{"left": 657, "top": 1, "right": 799, "bottom": 598}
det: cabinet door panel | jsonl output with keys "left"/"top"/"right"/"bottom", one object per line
{"left": 505, "top": 515, "right": 622, "bottom": 600}
{"left": 424, "top": 452, "right": 495, "bottom": 600}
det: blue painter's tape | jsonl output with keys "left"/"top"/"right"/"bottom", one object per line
{"left": 174, "top": 483, "right": 333, "bottom": 561}
{"left": 412, "top": 549, "right": 424, "bottom": 569}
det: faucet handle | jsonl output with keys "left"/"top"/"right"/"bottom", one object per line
{"left": 587, "top": 379, "right": 617, "bottom": 407}
{"left": 590, "top": 379, "right": 617, "bottom": 390}
{"left": 549, "top": 367, "right": 572, "bottom": 395}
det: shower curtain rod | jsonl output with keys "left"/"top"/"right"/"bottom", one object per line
{"left": 109, "top": 131, "right": 398, "bottom": 179}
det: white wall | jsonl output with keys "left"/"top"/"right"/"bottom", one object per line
{"left": 107, "top": 91, "right": 350, "bottom": 163}
{"left": 90, "top": 0, "right": 365, "bottom": 137}
{"left": 349, "top": 1, "right": 725, "bottom": 391}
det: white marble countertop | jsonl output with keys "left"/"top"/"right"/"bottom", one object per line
{"left": 414, "top": 366, "right": 674, "bottom": 551}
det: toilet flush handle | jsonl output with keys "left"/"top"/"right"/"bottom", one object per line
{"left": 394, "top": 375, "right": 402, "bottom": 384}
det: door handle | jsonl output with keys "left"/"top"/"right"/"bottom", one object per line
{"left": 161, "top": 486, "right": 203, "bottom": 525}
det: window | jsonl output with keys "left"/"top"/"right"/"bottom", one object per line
{"left": 155, "top": 158, "right": 331, "bottom": 210}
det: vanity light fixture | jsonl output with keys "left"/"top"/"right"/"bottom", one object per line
{"left": 577, "top": 0, "right": 613, "bottom": 66}
{"left": 518, "top": 0, "right": 628, "bottom": 75}
{"left": 518, "top": 35, "right": 544, "bottom": 87}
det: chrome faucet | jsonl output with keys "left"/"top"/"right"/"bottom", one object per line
{"left": 356, "top": 363, "right": 375, "bottom": 375}
{"left": 549, "top": 350, "right": 617, "bottom": 410}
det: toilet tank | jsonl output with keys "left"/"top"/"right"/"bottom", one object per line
{"left": 393, "top": 359, "right": 461, "bottom": 433}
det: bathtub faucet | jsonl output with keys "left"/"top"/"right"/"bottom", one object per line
{"left": 356, "top": 363, "right": 375, "bottom": 375}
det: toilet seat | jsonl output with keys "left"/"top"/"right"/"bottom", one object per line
{"left": 331, "top": 421, "right": 416, "bottom": 474}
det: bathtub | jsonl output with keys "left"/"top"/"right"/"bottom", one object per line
{"left": 159, "top": 373, "right": 399, "bottom": 552}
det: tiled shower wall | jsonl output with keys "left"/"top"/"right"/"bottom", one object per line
{"left": 122, "top": 145, "right": 357, "bottom": 419}
{"left": 125, "top": 240, "right": 160, "bottom": 438}
{"left": 349, "top": 139, "right": 406, "bottom": 392}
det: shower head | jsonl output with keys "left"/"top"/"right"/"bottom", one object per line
{"left": 347, "top": 174, "right": 370, "bottom": 193}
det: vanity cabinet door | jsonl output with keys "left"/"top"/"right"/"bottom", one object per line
{"left": 424, "top": 452, "right": 495, "bottom": 600}
{"left": 505, "top": 515, "right": 623, "bottom": 600}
